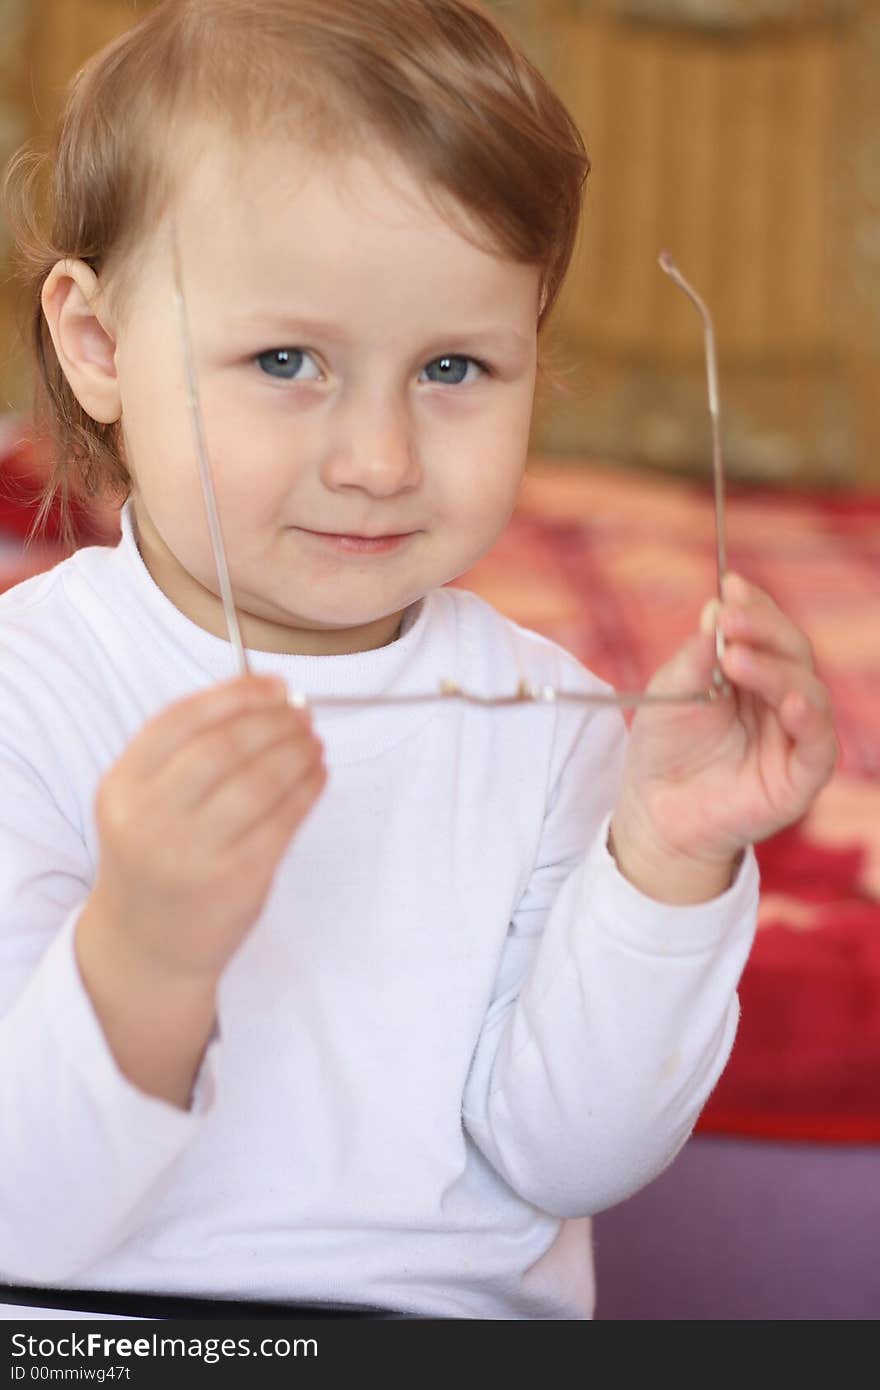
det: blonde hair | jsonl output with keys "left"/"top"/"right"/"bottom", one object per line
{"left": 2, "top": 0, "right": 590, "bottom": 552}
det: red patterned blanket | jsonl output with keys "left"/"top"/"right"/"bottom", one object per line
{"left": 457, "top": 459, "right": 880, "bottom": 1143}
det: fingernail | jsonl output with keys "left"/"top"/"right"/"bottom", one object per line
{"left": 722, "top": 573, "right": 748, "bottom": 601}
{"left": 700, "top": 597, "right": 721, "bottom": 636}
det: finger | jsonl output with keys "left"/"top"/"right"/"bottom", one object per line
{"left": 775, "top": 686, "right": 841, "bottom": 791}
{"left": 210, "top": 725, "right": 325, "bottom": 851}
{"left": 719, "top": 573, "right": 814, "bottom": 670}
{"left": 642, "top": 629, "right": 721, "bottom": 704}
{"left": 155, "top": 703, "right": 315, "bottom": 812}
{"left": 126, "top": 675, "right": 289, "bottom": 778}
{"left": 232, "top": 756, "right": 328, "bottom": 867}
{"left": 721, "top": 640, "right": 830, "bottom": 720}
{"left": 722, "top": 572, "right": 778, "bottom": 606}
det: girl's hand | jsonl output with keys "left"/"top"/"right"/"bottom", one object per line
{"left": 89, "top": 675, "right": 327, "bottom": 984}
{"left": 609, "top": 573, "right": 839, "bottom": 902}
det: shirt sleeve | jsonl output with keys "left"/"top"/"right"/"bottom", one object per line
{"left": 0, "top": 734, "right": 221, "bottom": 1285}
{"left": 461, "top": 692, "right": 760, "bottom": 1219}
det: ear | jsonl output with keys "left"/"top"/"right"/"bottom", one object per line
{"left": 40, "top": 259, "right": 122, "bottom": 425}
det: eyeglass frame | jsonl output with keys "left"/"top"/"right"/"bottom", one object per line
{"left": 170, "top": 227, "right": 731, "bottom": 712}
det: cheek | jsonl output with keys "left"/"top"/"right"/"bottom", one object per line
{"left": 206, "top": 442, "right": 293, "bottom": 524}
{"left": 198, "top": 390, "right": 293, "bottom": 510}
{"left": 448, "top": 405, "right": 529, "bottom": 516}
{"left": 440, "top": 453, "right": 523, "bottom": 538}
{"left": 120, "top": 409, "right": 197, "bottom": 510}
{"left": 117, "top": 351, "right": 195, "bottom": 493}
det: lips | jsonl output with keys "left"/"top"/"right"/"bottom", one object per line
{"left": 296, "top": 528, "right": 416, "bottom": 555}
{"left": 313, "top": 531, "right": 409, "bottom": 540}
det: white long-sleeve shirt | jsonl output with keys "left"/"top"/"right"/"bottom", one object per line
{"left": 0, "top": 499, "right": 759, "bottom": 1319}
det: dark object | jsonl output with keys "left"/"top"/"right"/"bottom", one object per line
{"left": 0, "top": 1283, "right": 420, "bottom": 1319}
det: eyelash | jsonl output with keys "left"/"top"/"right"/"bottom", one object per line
{"left": 253, "top": 348, "right": 492, "bottom": 386}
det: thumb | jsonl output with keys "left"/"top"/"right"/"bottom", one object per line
{"left": 646, "top": 628, "right": 719, "bottom": 700}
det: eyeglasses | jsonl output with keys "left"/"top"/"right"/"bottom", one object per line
{"left": 170, "top": 226, "right": 731, "bottom": 712}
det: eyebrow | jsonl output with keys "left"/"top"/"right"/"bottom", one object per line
{"left": 228, "top": 312, "right": 532, "bottom": 354}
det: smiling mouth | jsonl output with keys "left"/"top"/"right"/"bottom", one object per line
{"left": 298, "top": 522, "right": 414, "bottom": 539}
{"left": 295, "top": 528, "right": 417, "bottom": 553}
{"left": 308, "top": 530, "right": 413, "bottom": 540}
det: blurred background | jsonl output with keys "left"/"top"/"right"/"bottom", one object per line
{"left": 1, "top": 0, "right": 878, "bottom": 1322}
{"left": 1, "top": 0, "right": 878, "bottom": 486}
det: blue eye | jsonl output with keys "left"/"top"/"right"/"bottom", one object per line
{"left": 254, "top": 348, "right": 487, "bottom": 385}
{"left": 421, "top": 355, "right": 483, "bottom": 386}
{"left": 256, "top": 348, "right": 316, "bottom": 380}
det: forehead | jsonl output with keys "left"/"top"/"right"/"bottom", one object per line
{"left": 151, "top": 133, "right": 541, "bottom": 326}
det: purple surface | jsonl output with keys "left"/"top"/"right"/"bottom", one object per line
{"left": 592, "top": 1134, "right": 880, "bottom": 1320}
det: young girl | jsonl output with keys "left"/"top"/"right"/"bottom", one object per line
{"left": 0, "top": 0, "right": 836, "bottom": 1319}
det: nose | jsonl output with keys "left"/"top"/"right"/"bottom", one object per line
{"left": 320, "top": 382, "right": 422, "bottom": 497}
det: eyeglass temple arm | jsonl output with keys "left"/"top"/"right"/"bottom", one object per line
{"left": 658, "top": 252, "right": 729, "bottom": 691}
{"left": 170, "top": 220, "right": 251, "bottom": 678}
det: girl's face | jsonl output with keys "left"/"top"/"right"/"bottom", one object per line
{"left": 113, "top": 137, "right": 541, "bottom": 655}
